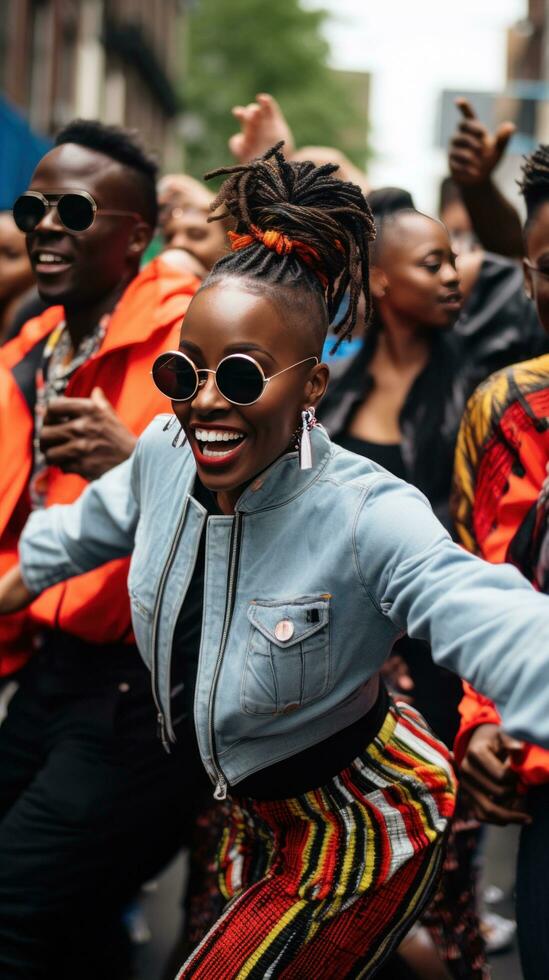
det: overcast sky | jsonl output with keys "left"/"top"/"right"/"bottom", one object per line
{"left": 304, "top": 0, "right": 527, "bottom": 210}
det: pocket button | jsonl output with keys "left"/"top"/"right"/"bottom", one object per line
{"left": 275, "top": 619, "right": 294, "bottom": 642}
{"left": 282, "top": 702, "right": 300, "bottom": 714}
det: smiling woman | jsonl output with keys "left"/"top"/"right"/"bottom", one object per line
{"left": 7, "top": 144, "right": 549, "bottom": 979}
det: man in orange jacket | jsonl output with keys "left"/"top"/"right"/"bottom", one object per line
{"left": 0, "top": 120, "right": 204, "bottom": 979}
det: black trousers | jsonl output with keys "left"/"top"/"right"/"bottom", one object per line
{"left": 516, "top": 782, "right": 549, "bottom": 980}
{"left": 0, "top": 633, "right": 208, "bottom": 980}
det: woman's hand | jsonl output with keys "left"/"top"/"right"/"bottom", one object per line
{"left": 459, "top": 723, "right": 531, "bottom": 825}
{"left": 0, "top": 565, "right": 36, "bottom": 615}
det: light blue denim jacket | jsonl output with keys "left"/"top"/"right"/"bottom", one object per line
{"left": 19, "top": 416, "right": 549, "bottom": 798}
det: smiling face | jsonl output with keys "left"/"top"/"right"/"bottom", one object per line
{"left": 25, "top": 143, "right": 150, "bottom": 309}
{"left": 171, "top": 278, "right": 328, "bottom": 507}
{"left": 524, "top": 201, "right": 549, "bottom": 333}
{"left": 158, "top": 174, "right": 227, "bottom": 273}
{"left": 373, "top": 212, "right": 462, "bottom": 330}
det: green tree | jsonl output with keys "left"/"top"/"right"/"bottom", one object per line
{"left": 181, "top": 0, "right": 368, "bottom": 178}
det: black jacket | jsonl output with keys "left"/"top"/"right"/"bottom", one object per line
{"left": 320, "top": 252, "right": 546, "bottom": 528}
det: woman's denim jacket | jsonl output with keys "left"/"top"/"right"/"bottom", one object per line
{"left": 19, "top": 416, "right": 549, "bottom": 798}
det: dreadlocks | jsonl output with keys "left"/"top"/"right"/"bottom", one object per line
{"left": 203, "top": 142, "right": 376, "bottom": 350}
{"left": 519, "top": 144, "right": 549, "bottom": 231}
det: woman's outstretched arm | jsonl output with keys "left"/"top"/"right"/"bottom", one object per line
{"left": 17, "top": 451, "right": 139, "bottom": 600}
{"left": 355, "top": 475, "right": 549, "bottom": 748}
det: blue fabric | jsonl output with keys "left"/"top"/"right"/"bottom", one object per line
{"left": 322, "top": 291, "right": 364, "bottom": 363}
{"left": 0, "top": 98, "right": 52, "bottom": 210}
{"left": 322, "top": 336, "right": 363, "bottom": 362}
{"left": 19, "top": 417, "right": 549, "bottom": 790}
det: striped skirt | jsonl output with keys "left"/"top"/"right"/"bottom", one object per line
{"left": 177, "top": 699, "right": 456, "bottom": 979}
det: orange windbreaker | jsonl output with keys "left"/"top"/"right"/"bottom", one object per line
{"left": 0, "top": 257, "right": 199, "bottom": 677}
{"left": 453, "top": 358, "right": 549, "bottom": 786}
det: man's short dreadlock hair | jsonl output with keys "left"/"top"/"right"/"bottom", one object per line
{"left": 518, "top": 144, "right": 549, "bottom": 235}
{"left": 55, "top": 119, "right": 158, "bottom": 227}
{"left": 202, "top": 142, "right": 376, "bottom": 353}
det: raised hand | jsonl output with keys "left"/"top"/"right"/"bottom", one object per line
{"left": 40, "top": 387, "right": 137, "bottom": 481}
{"left": 229, "top": 93, "right": 295, "bottom": 164}
{"left": 449, "top": 98, "right": 516, "bottom": 186}
{"left": 459, "top": 723, "right": 531, "bottom": 825}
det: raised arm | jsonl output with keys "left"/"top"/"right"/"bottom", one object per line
{"left": 355, "top": 477, "right": 549, "bottom": 747}
{"left": 448, "top": 98, "right": 522, "bottom": 258}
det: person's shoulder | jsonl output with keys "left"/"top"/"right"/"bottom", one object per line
{"left": 468, "top": 353, "right": 549, "bottom": 423}
{"left": 325, "top": 446, "right": 447, "bottom": 562}
{"left": 323, "top": 440, "right": 427, "bottom": 505}
{"left": 0, "top": 305, "right": 63, "bottom": 369}
{"left": 136, "top": 256, "right": 201, "bottom": 306}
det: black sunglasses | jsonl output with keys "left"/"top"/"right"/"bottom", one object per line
{"left": 151, "top": 350, "right": 319, "bottom": 407}
{"left": 12, "top": 190, "right": 141, "bottom": 233}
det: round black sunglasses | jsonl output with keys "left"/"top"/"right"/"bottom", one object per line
{"left": 151, "top": 350, "right": 319, "bottom": 407}
{"left": 12, "top": 190, "right": 141, "bottom": 233}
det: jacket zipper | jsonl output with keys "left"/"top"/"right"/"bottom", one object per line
{"left": 208, "top": 512, "right": 243, "bottom": 800}
{"left": 150, "top": 498, "right": 189, "bottom": 752}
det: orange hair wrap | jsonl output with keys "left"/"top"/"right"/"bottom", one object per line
{"left": 228, "top": 224, "right": 331, "bottom": 288}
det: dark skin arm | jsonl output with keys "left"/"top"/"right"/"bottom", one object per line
{"left": 459, "top": 723, "right": 531, "bottom": 825}
{"left": 448, "top": 98, "right": 523, "bottom": 258}
{"left": 0, "top": 565, "right": 35, "bottom": 614}
{"left": 40, "top": 387, "right": 137, "bottom": 481}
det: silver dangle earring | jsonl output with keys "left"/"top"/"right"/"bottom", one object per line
{"left": 299, "top": 408, "right": 316, "bottom": 470}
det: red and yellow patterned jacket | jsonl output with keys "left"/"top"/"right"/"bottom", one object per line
{"left": 452, "top": 354, "right": 549, "bottom": 786}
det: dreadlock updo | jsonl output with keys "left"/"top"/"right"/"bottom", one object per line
{"left": 203, "top": 142, "right": 376, "bottom": 351}
{"left": 518, "top": 144, "right": 549, "bottom": 232}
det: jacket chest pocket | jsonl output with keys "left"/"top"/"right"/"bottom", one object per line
{"left": 241, "top": 595, "right": 332, "bottom": 716}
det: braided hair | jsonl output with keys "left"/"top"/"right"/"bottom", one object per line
{"left": 518, "top": 144, "right": 549, "bottom": 231}
{"left": 203, "top": 142, "right": 376, "bottom": 351}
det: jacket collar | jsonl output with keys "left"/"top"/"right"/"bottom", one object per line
{"left": 235, "top": 425, "right": 333, "bottom": 514}
{"left": 95, "top": 257, "right": 199, "bottom": 357}
{"left": 1, "top": 258, "right": 199, "bottom": 371}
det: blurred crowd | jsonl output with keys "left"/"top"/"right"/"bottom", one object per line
{"left": 0, "top": 90, "right": 549, "bottom": 980}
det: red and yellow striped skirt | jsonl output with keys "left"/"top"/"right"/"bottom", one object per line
{"left": 177, "top": 699, "right": 456, "bottom": 979}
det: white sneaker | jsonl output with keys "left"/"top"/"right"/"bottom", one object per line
{"left": 481, "top": 911, "right": 517, "bottom": 955}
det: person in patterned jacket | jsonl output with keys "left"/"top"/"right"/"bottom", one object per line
{"left": 452, "top": 143, "right": 549, "bottom": 980}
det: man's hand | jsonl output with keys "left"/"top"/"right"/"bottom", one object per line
{"left": 459, "top": 723, "right": 531, "bottom": 825}
{"left": 449, "top": 98, "right": 515, "bottom": 187}
{"left": 0, "top": 565, "right": 35, "bottom": 615}
{"left": 40, "top": 387, "right": 137, "bottom": 481}
{"left": 229, "top": 93, "right": 295, "bottom": 164}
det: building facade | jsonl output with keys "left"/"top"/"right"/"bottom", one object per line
{"left": 0, "top": 0, "right": 187, "bottom": 168}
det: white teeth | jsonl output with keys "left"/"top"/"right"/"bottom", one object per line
{"left": 37, "top": 252, "right": 65, "bottom": 264}
{"left": 194, "top": 429, "right": 245, "bottom": 443}
{"left": 203, "top": 445, "right": 238, "bottom": 457}
{"left": 194, "top": 428, "right": 247, "bottom": 458}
